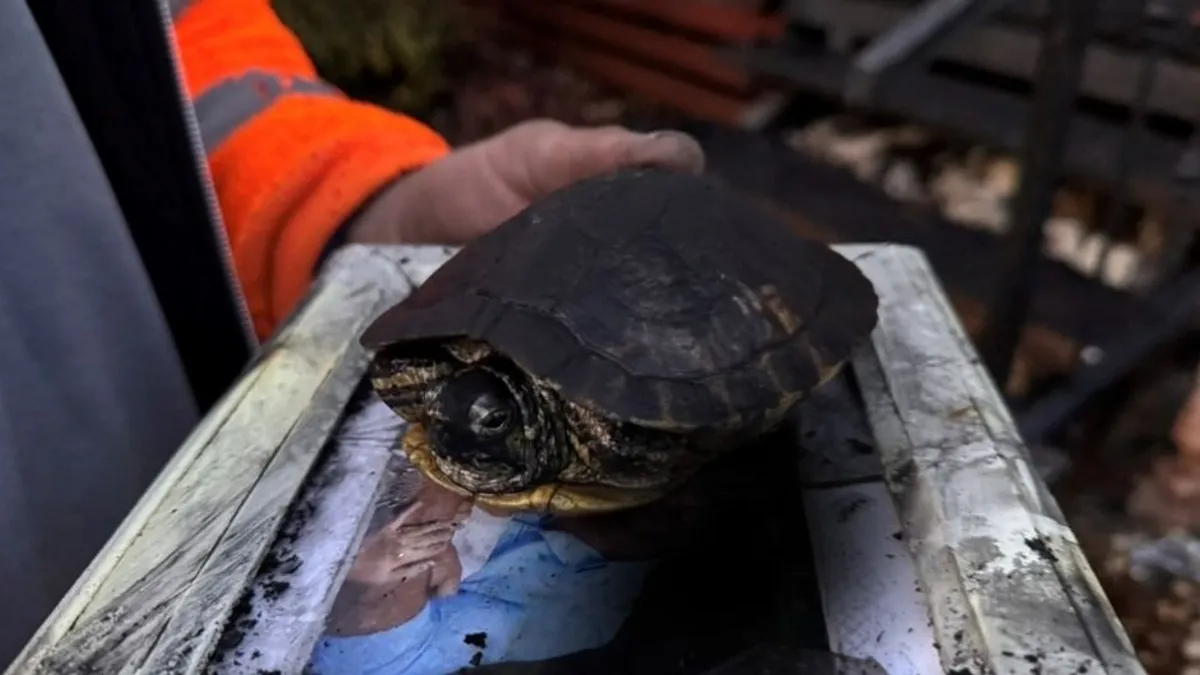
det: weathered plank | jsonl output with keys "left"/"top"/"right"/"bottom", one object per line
{"left": 5, "top": 245, "right": 426, "bottom": 675}
{"left": 842, "top": 243, "right": 1144, "bottom": 675}
{"left": 209, "top": 248, "right": 458, "bottom": 675}
{"left": 8, "top": 241, "right": 1143, "bottom": 675}
{"left": 209, "top": 399, "right": 401, "bottom": 675}
{"left": 803, "top": 480, "right": 943, "bottom": 674}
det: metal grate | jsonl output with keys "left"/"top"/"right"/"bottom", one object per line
{"left": 979, "top": 0, "right": 1200, "bottom": 443}
{"left": 740, "top": 0, "right": 1200, "bottom": 443}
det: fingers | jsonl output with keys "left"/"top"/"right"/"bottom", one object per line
{"left": 497, "top": 119, "right": 707, "bottom": 201}
{"left": 348, "top": 527, "right": 455, "bottom": 585}
{"left": 387, "top": 519, "right": 459, "bottom": 540}
{"left": 554, "top": 124, "right": 706, "bottom": 181}
{"left": 396, "top": 536, "right": 453, "bottom": 563}
{"left": 390, "top": 516, "right": 460, "bottom": 551}
{"left": 387, "top": 560, "right": 437, "bottom": 583}
{"left": 348, "top": 557, "right": 435, "bottom": 586}
{"left": 619, "top": 129, "right": 706, "bottom": 175}
{"left": 379, "top": 118, "right": 710, "bottom": 248}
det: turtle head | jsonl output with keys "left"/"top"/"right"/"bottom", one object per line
{"left": 424, "top": 364, "right": 569, "bottom": 493}
{"left": 373, "top": 339, "right": 689, "bottom": 515}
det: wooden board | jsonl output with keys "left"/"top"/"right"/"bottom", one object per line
{"left": 7, "top": 243, "right": 1142, "bottom": 675}
{"left": 842, "top": 244, "right": 1144, "bottom": 674}
{"left": 5, "top": 245, "right": 428, "bottom": 675}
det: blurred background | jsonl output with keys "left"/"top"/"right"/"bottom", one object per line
{"left": 270, "top": 0, "right": 1200, "bottom": 670}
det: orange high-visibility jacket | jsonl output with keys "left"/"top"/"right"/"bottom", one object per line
{"left": 173, "top": 0, "right": 450, "bottom": 338}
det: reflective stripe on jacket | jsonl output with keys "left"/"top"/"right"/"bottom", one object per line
{"left": 173, "top": 0, "right": 450, "bottom": 337}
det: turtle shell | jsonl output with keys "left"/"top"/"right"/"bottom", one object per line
{"left": 361, "top": 168, "right": 878, "bottom": 432}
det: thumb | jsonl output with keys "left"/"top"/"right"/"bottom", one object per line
{"left": 603, "top": 128, "right": 707, "bottom": 175}
{"left": 556, "top": 125, "right": 706, "bottom": 179}
{"left": 498, "top": 121, "right": 706, "bottom": 200}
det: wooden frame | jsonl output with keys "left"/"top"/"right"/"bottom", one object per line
{"left": 840, "top": 245, "right": 1142, "bottom": 675}
{"left": 5, "top": 245, "right": 450, "bottom": 674}
{"left": 7, "top": 244, "right": 1142, "bottom": 675}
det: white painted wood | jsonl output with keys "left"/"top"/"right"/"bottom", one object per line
{"left": 8, "top": 241, "right": 1143, "bottom": 675}
{"left": 803, "top": 482, "right": 942, "bottom": 675}
{"left": 212, "top": 399, "right": 404, "bottom": 675}
{"left": 840, "top": 243, "right": 1144, "bottom": 675}
{"left": 5, "top": 244, "right": 432, "bottom": 675}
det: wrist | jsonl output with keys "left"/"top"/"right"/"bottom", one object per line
{"left": 344, "top": 163, "right": 443, "bottom": 246}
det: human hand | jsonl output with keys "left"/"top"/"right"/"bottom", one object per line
{"left": 346, "top": 489, "right": 473, "bottom": 587}
{"left": 327, "top": 489, "right": 470, "bottom": 636}
{"left": 345, "top": 119, "right": 706, "bottom": 246}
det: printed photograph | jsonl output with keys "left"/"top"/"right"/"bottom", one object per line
{"left": 306, "top": 425, "right": 826, "bottom": 675}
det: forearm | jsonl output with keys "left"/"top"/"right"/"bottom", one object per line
{"left": 172, "top": 0, "right": 449, "bottom": 338}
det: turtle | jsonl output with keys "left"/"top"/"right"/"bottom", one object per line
{"left": 360, "top": 168, "right": 878, "bottom": 515}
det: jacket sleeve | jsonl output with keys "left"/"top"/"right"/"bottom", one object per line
{"left": 171, "top": 0, "right": 450, "bottom": 338}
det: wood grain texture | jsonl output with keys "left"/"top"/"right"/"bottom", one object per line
{"left": 6, "top": 245, "right": 425, "bottom": 675}
{"left": 840, "top": 243, "right": 1144, "bottom": 675}
{"left": 210, "top": 399, "right": 402, "bottom": 675}
{"left": 211, "top": 247, "right": 459, "bottom": 675}
{"left": 8, "top": 242, "right": 1142, "bottom": 675}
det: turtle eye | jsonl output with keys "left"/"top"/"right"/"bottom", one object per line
{"left": 468, "top": 393, "right": 513, "bottom": 436}
{"left": 478, "top": 409, "right": 511, "bottom": 434}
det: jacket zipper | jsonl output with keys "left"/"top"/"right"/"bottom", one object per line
{"left": 153, "top": 0, "right": 259, "bottom": 349}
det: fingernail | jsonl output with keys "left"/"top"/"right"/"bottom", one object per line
{"left": 642, "top": 130, "right": 706, "bottom": 174}
{"left": 644, "top": 129, "right": 681, "bottom": 140}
